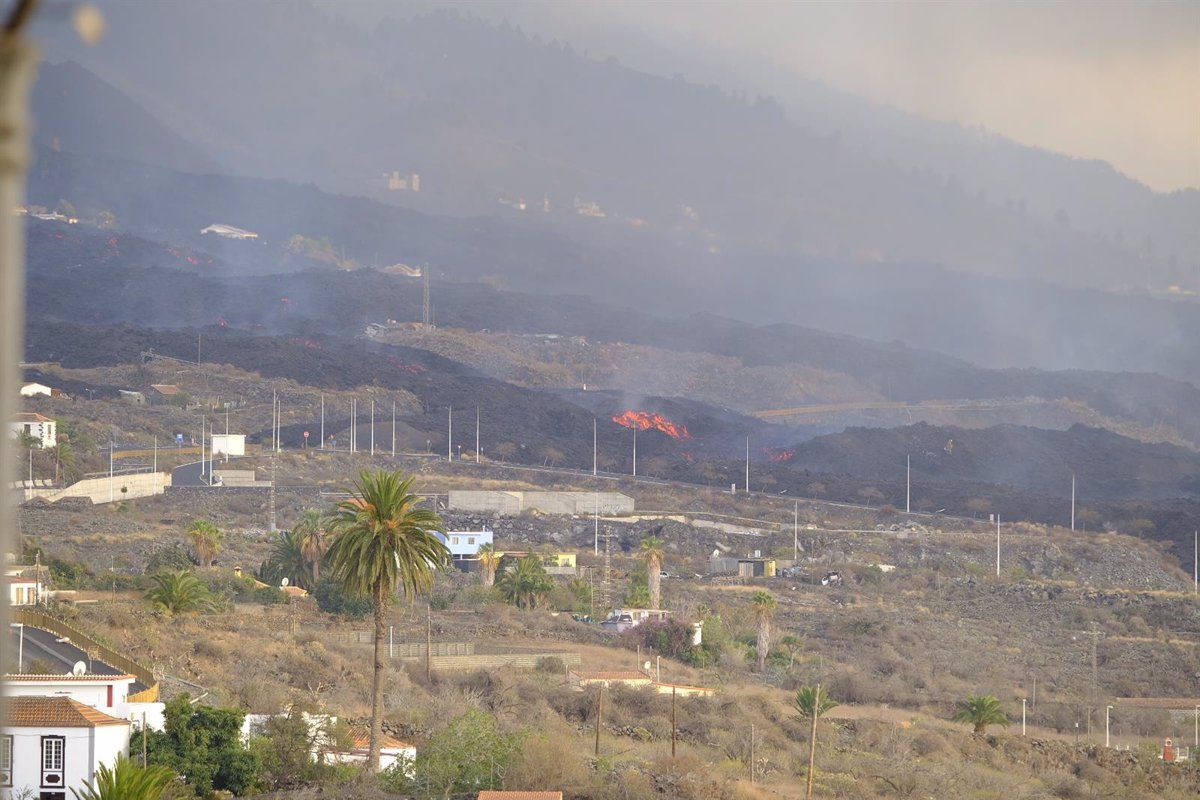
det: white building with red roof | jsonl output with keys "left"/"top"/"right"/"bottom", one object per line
{"left": 2, "top": 696, "right": 130, "bottom": 798}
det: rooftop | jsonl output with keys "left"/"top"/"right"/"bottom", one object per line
{"left": 347, "top": 726, "right": 415, "bottom": 752}
{"left": 5, "top": 696, "right": 129, "bottom": 728}
{"left": 11, "top": 412, "right": 53, "bottom": 423}
{"left": 149, "top": 384, "right": 182, "bottom": 395}
{"left": 5, "top": 673, "right": 136, "bottom": 683}
{"left": 573, "top": 670, "right": 651, "bottom": 682}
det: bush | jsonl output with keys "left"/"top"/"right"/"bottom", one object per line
{"left": 313, "top": 577, "right": 372, "bottom": 618}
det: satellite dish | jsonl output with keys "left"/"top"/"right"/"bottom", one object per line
{"left": 280, "top": 577, "right": 289, "bottom": 587}
{"left": 71, "top": 661, "right": 87, "bottom": 676}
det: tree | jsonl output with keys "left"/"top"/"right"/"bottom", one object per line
{"left": 50, "top": 437, "right": 74, "bottom": 483}
{"left": 186, "top": 520, "right": 223, "bottom": 568}
{"left": 384, "top": 708, "right": 524, "bottom": 797}
{"left": 325, "top": 469, "right": 448, "bottom": 772}
{"left": 794, "top": 685, "right": 838, "bottom": 799}
{"left": 952, "top": 694, "right": 1010, "bottom": 734}
{"left": 265, "top": 528, "right": 311, "bottom": 590}
{"left": 498, "top": 553, "right": 554, "bottom": 610}
{"left": 144, "top": 571, "right": 216, "bottom": 614}
{"left": 71, "top": 756, "right": 175, "bottom": 800}
{"left": 293, "top": 509, "right": 331, "bottom": 583}
{"left": 146, "top": 695, "right": 258, "bottom": 795}
{"left": 477, "top": 542, "right": 500, "bottom": 588}
{"left": 750, "top": 591, "right": 776, "bottom": 672}
{"left": 794, "top": 684, "right": 838, "bottom": 719}
{"left": 638, "top": 533, "right": 665, "bottom": 609}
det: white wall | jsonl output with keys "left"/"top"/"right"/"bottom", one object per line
{"left": 4, "top": 723, "right": 128, "bottom": 798}
{"left": 20, "top": 471, "right": 171, "bottom": 505}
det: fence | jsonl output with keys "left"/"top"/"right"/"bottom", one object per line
{"left": 12, "top": 608, "right": 160, "bottom": 702}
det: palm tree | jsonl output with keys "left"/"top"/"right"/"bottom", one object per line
{"left": 51, "top": 437, "right": 74, "bottom": 483}
{"left": 953, "top": 695, "right": 1010, "bottom": 734}
{"left": 477, "top": 542, "right": 500, "bottom": 588}
{"left": 72, "top": 756, "right": 175, "bottom": 800}
{"left": 186, "top": 520, "right": 222, "bottom": 568}
{"left": 638, "top": 534, "right": 665, "bottom": 609}
{"left": 750, "top": 591, "right": 776, "bottom": 672}
{"left": 795, "top": 684, "right": 838, "bottom": 719}
{"left": 266, "top": 529, "right": 310, "bottom": 590}
{"left": 325, "top": 469, "right": 448, "bottom": 772}
{"left": 795, "top": 684, "right": 838, "bottom": 799}
{"left": 293, "top": 509, "right": 331, "bottom": 584}
{"left": 144, "top": 571, "right": 215, "bottom": 614}
{"left": 497, "top": 554, "right": 554, "bottom": 610}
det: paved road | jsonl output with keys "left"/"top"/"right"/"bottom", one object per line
{"left": 7, "top": 624, "right": 147, "bottom": 691}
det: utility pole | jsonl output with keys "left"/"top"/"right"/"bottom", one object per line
{"left": 422, "top": 265, "right": 431, "bottom": 327}
{"left": 351, "top": 398, "right": 356, "bottom": 453}
{"left": 108, "top": 438, "right": 114, "bottom": 502}
{"left": 996, "top": 513, "right": 1001, "bottom": 577}
{"left": 671, "top": 684, "right": 677, "bottom": 758}
{"left": 426, "top": 602, "right": 433, "bottom": 681}
{"left": 744, "top": 435, "right": 750, "bottom": 493}
{"left": 749, "top": 723, "right": 755, "bottom": 782}
{"left": 392, "top": 401, "right": 397, "bottom": 458}
{"left": 152, "top": 436, "right": 157, "bottom": 494}
{"left": 475, "top": 404, "right": 480, "bottom": 464}
{"left": 1194, "top": 529, "right": 1197, "bottom": 596}
{"left": 594, "top": 492, "right": 599, "bottom": 555}
{"left": 794, "top": 500, "right": 799, "bottom": 561}
{"left": 594, "top": 684, "right": 604, "bottom": 756}
{"left": 1022, "top": 698, "right": 1027, "bottom": 737}
{"left": 224, "top": 406, "right": 229, "bottom": 463}
{"left": 320, "top": 394, "right": 324, "bottom": 450}
{"left": 1105, "top": 704, "right": 1113, "bottom": 748}
{"left": 592, "top": 417, "right": 597, "bottom": 476}
{"left": 271, "top": 389, "right": 277, "bottom": 452}
{"left": 268, "top": 452, "right": 277, "bottom": 532}
{"left": 370, "top": 399, "right": 375, "bottom": 455}
{"left": 447, "top": 406, "right": 452, "bottom": 462}
{"left": 142, "top": 712, "right": 147, "bottom": 767}
{"left": 1070, "top": 471, "right": 1076, "bottom": 531}
{"left": 906, "top": 454, "right": 911, "bottom": 514}
{"left": 632, "top": 428, "right": 637, "bottom": 477}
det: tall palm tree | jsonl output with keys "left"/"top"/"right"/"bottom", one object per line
{"left": 638, "top": 534, "right": 665, "bottom": 609}
{"left": 186, "top": 520, "right": 222, "bottom": 568}
{"left": 795, "top": 685, "right": 838, "bottom": 799}
{"left": 750, "top": 591, "right": 776, "bottom": 672}
{"left": 325, "top": 469, "right": 448, "bottom": 772}
{"left": 144, "top": 571, "right": 215, "bottom": 614}
{"left": 476, "top": 542, "right": 500, "bottom": 588}
{"left": 498, "top": 554, "right": 554, "bottom": 609}
{"left": 72, "top": 756, "right": 175, "bottom": 800}
{"left": 293, "top": 509, "right": 331, "bottom": 583}
{"left": 953, "top": 695, "right": 1010, "bottom": 734}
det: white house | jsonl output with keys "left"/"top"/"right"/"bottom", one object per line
{"left": 2, "top": 696, "right": 130, "bottom": 799}
{"left": 19, "top": 383, "right": 52, "bottom": 398}
{"left": 326, "top": 727, "right": 415, "bottom": 772}
{"left": 436, "top": 529, "right": 493, "bottom": 563}
{"left": 7, "top": 576, "right": 42, "bottom": 606}
{"left": 210, "top": 434, "right": 246, "bottom": 457}
{"left": 9, "top": 413, "right": 56, "bottom": 448}
{"left": 3, "top": 674, "right": 165, "bottom": 732}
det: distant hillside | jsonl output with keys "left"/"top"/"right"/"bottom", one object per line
{"left": 31, "top": 61, "right": 217, "bottom": 175}
{"left": 791, "top": 422, "right": 1200, "bottom": 503}
{"left": 25, "top": 150, "right": 1200, "bottom": 386}
{"left": 23, "top": 220, "right": 1200, "bottom": 449}
{"left": 33, "top": 5, "right": 1192, "bottom": 293}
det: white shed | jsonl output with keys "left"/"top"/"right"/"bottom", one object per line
{"left": 210, "top": 434, "right": 246, "bottom": 456}
{"left": 19, "top": 383, "right": 52, "bottom": 397}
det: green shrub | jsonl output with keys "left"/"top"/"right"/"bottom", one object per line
{"left": 313, "top": 577, "right": 372, "bottom": 618}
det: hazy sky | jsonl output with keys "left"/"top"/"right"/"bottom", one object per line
{"left": 412, "top": 0, "right": 1199, "bottom": 192}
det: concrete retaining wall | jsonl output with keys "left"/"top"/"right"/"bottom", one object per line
{"left": 449, "top": 490, "right": 634, "bottom": 516}
{"left": 448, "top": 490, "right": 523, "bottom": 515}
{"left": 20, "top": 472, "right": 171, "bottom": 505}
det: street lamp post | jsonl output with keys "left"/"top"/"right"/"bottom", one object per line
{"left": 1022, "top": 698, "right": 1027, "bottom": 736}
{"left": 1105, "top": 705, "right": 1113, "bottom": 748}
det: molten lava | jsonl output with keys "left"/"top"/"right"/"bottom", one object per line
{"left": 766, "top": 447, "right": 795, "bottom": 462}
{"left": 612, "top": 410, "right": 691, "bottom": 440}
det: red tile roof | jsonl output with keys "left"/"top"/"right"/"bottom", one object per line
{"left": 11, "top": 412, "right": 53, "bottom": 423}
{"left": 6, "top": 696, "right": 130, "bottom": 728}
{"left": 347, "top": 725, "right": 414, "bottom": 752}
{"left": 6, "top": 673, "right": 136, "bottom": 682}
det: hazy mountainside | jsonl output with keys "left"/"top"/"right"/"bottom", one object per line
{"left": 428, "top": 2, "right": 1199, "bottom": 267}
{"left": 23, "top": 220, "right": 1200, "bottom": 449}
{"left": 790, "top": 422, "right": 1200, "bottom": 503}
{"left": 30, "top": 61, "right": 217, "bottom": 175}
{"left": 26, "top": 149, "right": 1200, "bottom": 384}
{"left": 32, "top": 4, "right": 1192, "bottom": 294}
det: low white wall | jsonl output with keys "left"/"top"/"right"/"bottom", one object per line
{"left": 21, "top": 471, "right": 171, "bottom": 504}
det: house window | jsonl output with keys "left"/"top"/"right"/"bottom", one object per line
{"left": 468, "top": 537, "right": 475, "bottom": 546}
{"left": 1, "top": 734, "right": 13, "bottom": 785}
{"left": 451, "top": 537, "right": 459, "bottom": 545}
{"left": 41, "top": 735, "right": 65, "bottom": 787}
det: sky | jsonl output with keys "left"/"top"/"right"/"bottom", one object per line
{"left": 380, "top": 0, "right": 1200, "bottom": 192}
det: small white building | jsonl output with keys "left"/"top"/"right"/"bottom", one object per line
{"left": 9, "top": 412, "right": 56, "bottom": 448}
{"left": 7, "top": 575, "right": 43, "bottom": 606}
{"left": 2, "top": 696, "right": 130, "bottom": 797}
{"left": 3, "top": 673, "right": 165, "bottom": 732}
{"left": 436, "top": 529, "right": 493, "bottom": 563}
{"left": 242, "top": 714, "right": 414, "bottom": 772}
{"left": 19, "top": 383, "right": 52, "bottom": 398}
{"left": 210, "top": 434, "right": 246, "bottom": 457}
